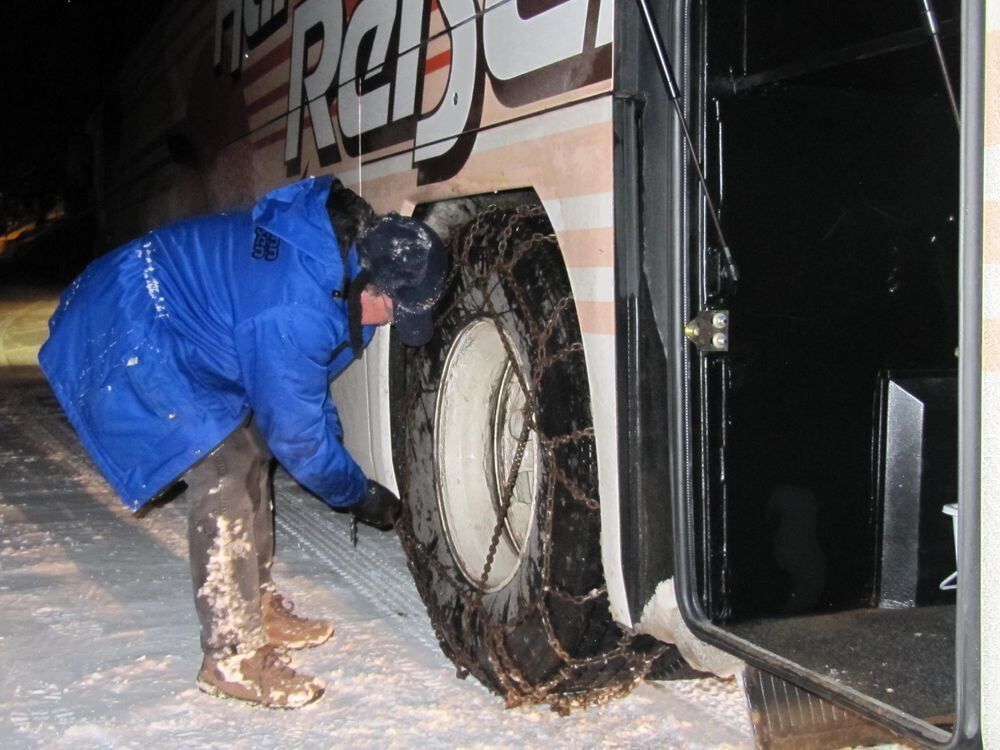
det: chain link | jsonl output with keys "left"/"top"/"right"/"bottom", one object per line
{"left": 396, "top": 205, "right": 669, "bottom": 713}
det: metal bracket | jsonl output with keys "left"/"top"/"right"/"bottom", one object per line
{"left": 684, "top": 310, "right": 729, "bottom": 352}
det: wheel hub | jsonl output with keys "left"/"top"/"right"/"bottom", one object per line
{"left": 434, "top": 317, "right": 539, "bottom": 591}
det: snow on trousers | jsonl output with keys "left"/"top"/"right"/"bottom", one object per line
{"left": 183, "top": 420, "right": 274, "bottom": 657}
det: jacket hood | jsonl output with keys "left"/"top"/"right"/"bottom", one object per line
{"left": 251, "top": 175, "right": 340, "bottom": 263}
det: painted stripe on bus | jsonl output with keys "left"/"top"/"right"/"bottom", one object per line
{"left": 351, "top": 95, "right": 612, "bottom": 183}
{"left": 545, "top": 193, "right": 614, "bottom": 232}
{"left": 987, "top": 202, "right": 1000, "bottom": 264}
{"left": 244, "top": 39, "right": 293, "bottom": 88}
{"left": 473, "top": 95, "right": 611, "bottom": 154}
{"left": 555, "top": 228, "right": 614, "bottom": 267}
{"left": 986, "top": 264, "right": 1000, "bottom": 320}
{"left": 249, "top": 83, "right": 291, "bottom": 117}
{"left": 577, "top": 304, "right": 615, "bottom": 335}
{"left": 424, "top": 49, "right": 452, "bottom": 75}
{"left": 564, "top": 266, "right": 614, "bottom": 302}
{"left": 988, "top": 30, "right": 1000, "bottom": 146}
{"left": 245, "top": 48, "right": 448, "bottom": 122}
{"left": 353, "top": 124, "right": 612, "bottom": 216}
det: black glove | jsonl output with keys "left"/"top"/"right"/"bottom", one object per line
{"left": 350, "top": 480, "right": 401, "bottom": 530}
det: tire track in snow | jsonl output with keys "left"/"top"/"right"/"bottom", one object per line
{"left": 3, "top": 379, "right": 440, "bottom": 660}
{"left": 274, "top": 479, "right": 445, "bottom": 658}
{"left": 270, "top": 477, "right": 757, "bottom": 740}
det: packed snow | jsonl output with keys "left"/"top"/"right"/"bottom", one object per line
{"left": 0, "top": 371, "right": 753, "bottom": 749}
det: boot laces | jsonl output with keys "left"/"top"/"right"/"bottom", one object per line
{"left": 270, "top": 592, "right": 308, "bottom": 624}
{"left": 259, "top": 644, "right": 293, "bottom": 672}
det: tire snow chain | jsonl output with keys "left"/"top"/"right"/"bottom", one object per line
{"left": 395, "top": 206, "right": 670, "bottom": 714}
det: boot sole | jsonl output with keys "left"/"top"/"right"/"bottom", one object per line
{"left": 196, "top": 675, "right": 325, "bottom": 709}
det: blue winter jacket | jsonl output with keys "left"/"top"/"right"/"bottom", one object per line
{"left": 39, "top": 176, "right": 374, "bottom": 511}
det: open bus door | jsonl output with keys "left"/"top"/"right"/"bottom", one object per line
{"left": 619, "top": 0, "right": 984, "bottom": 747}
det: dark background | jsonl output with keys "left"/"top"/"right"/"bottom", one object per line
{"left": 0, "top": 0, "right": 168, "bottom": 288}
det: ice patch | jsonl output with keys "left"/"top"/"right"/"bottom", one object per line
{"left": 636, "top": 578, "right": 744, "bottom": 679}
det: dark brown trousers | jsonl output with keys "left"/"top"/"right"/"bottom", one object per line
{"left": 181, "top": 421, "right": 275, "bottom": 657}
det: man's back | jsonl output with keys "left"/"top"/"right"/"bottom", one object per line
{"left": 39, "top": 178, "right": 360, "bottom": 509}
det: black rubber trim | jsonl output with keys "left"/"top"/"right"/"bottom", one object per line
{"left": 614, "top": 0, "right": 686, "bottom": 625}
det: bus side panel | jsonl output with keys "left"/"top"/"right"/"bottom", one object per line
{"left": 90, "top": 0, "right": 632, "bottom": 623}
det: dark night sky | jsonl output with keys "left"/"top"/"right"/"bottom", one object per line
{"left": 0, "top": 0, "right": 170, "bottom": 225}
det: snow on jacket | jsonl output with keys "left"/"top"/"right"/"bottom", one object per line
{"left": 39, "top": 176, "right": 374, "bottom": 511}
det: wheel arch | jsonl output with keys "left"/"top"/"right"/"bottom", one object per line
{"left": 385, "top": 188, "right": 630, "bottom": 630}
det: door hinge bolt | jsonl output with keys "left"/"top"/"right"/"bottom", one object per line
{"left": 685, "top": 309, "right": 730, "bottom": 353}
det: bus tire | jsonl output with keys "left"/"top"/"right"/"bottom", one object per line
{"left": 396, "top": 204, "right": 671, "bottom": 708}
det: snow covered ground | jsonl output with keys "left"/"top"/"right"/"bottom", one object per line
{"left": 0, "top": 370, "right": 754, "bottom": 750}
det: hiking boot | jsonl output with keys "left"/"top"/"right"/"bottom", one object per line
{"left": 262, "top": 587, "right": 334, "bottom": 650}
{"left": 196, "top": 644, "right": 324, "bottom": 709}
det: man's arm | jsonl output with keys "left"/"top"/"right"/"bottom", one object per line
{"left": 234, "top": 306, "right": 368, "bottom": 507}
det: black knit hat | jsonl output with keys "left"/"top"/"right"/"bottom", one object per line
{"left": 357, "top": 213, "right": 447, "bottom": 346}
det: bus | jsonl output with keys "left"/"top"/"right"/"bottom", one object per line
{"left": 85, "top": 0, "right": 994, "bottom": 746}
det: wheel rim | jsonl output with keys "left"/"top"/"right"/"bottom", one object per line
{"left": 434, "top": 317, "right": 539, "bottom": 592}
